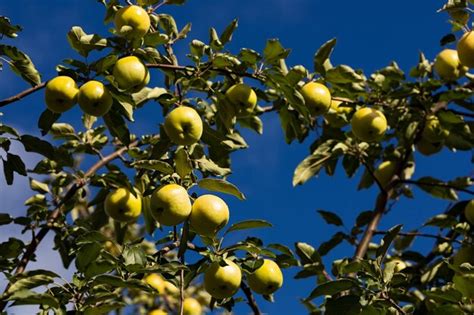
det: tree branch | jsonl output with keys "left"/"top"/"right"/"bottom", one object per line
{"left": 0, "top": 82, "right": 46, "bottom": 107}
{"left": 373, "top": 230, "right": 463, "bottom": 244}
{"left": 400, "top": 179, "right": 474, "bottom": 195}
{"left": 241, "top": 282, "right": 261, "bottom": 315}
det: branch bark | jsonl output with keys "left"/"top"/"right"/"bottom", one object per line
{"left": 373, "top": 230, "right": 463, "bottom": 244}
{"left": 241, "top": 282, "right": 262, "bottom": 315}
{"left": 400, "top": 179, "right": 474, "bottom": 195}
{"left": 0, "top": 82, "right": 46, "bottom": 107}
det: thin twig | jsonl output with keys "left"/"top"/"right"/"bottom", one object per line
{"left": 241, "top": 282, "right": 262, "bottom": 315}
{"left": 0, "top": 82, "right": 46, "bottom": 107}
{"left": 400, "top": 179, "right": 474, "bottom": 195}
{"left": 373, "top": 230, "right": 463, "bottom": 244}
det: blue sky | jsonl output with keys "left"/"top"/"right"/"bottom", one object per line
{"left": 0, "top": 0, "right": 473, "bottom": 314}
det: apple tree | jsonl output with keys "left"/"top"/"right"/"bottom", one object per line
{"left": 0, "top": 0, "right": 473, "bottom": 314}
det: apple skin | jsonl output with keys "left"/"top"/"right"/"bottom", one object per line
{"left": 465, "top": 199, "right": 474, "bottom": 225}
{"left": 114, "top": 5, "right": 150, "bottom": 39}
{"left": 78, "top": 81, "right": 113, "bottom": 117}
{"left": 113, "top": 56, "right": 149, "bottom": 91}
{"left": 183, "top": 297, "right": 202, "bottom": 315}
{"left": 453, "top": 273, "right": 474, "bottom": 298}
{"left": 351, "top": 107, "right": 387, "bottom": 142}
{"left": 422, "top": 116, "right": 450, "bottom": 142}
{"left": 458, "top": 31, "right": 474, "bottom": 68}
{"left": 434, "top": 49, "right": 467, "bottom": 81}
{"left": 164, "top": 106, "right": 203, "bottom": 145}
{"left": 145, "top": 273, "right": 179, "bottom": 295}
{"left": 301, "top": 82, "right": 331, "bottom": 116}
{"left": 204, "top": 260, "right": 242, "bottom": 299}
{"left": 45, "top": 76, "right": 79, "bottom": 113}
{"left": 247, "top": 259, "right": 283, "bottom": 295}
{"left": 374, "top": 160, "right": 397, "bottom": 189}
{"left": 150, "top": 184, "right": 191, "bottom": 226}
{"left": 324, "top": 100, "right": 352, "bottom": 128}
{"left": 189, "top": 194, "right": 229, "bottom": 237}
{"left": 453, "top": 246, "right": 474, "bottom": 267}
{"left": 148, "top": 309, "right": 167, "bottom": 315}
{"left": 416, "top": 138, "right": 443, "bottom": 156}
{"left": 104, "top": 187, "right": 142, "bottom": 222}
{"left": 225, "top": 83, "right": 257, "bottom": 115}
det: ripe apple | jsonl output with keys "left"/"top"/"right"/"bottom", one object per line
{"left": 422, "top": 115, "right": 450, "bottom": 142}
{"left": 457, "top": 31, "right": 474, "bottom": 68}
{"left": 44, "top": 76, "right": 79, "bottom": 113}
{"left": 300, "top": 82, "right": 331, "bottom": 116}
{"left": 183, "top": 297, "right": 202, "bottom": 315}
{"left": 225, "top": 83, "right": 257, "bottom": 115}
{"left": 465, "top": 199, "right": 474, "bottom": 225}
{"left": 434, "top": 49, "right": 467, "bottom": 81}
{"left": 351, "top": 107, "right": 387, "bottom": 142}
{"left": 148, "top": 309, "right": 167, "bottom": 315}
{"left": 374, "top": 160, "right": 397, "bottom": 189}
{"left": 145, "top": 273, "right": 165, "bottom": 293}
{"left": 247, "top": 259, "right": 283, "bottom": 295}
{"left": 416, "top": 138, "right": 443, "bottom": 156}
{"left": 453, "top": 246, "right": 474, "bottom": 267}
{"left": 189, "top": 194, "right": 229, "bottom": 237}
{"left": 77, "top": 80, "right": 113, "bottom": 117}
{"left": 104, "top": 187, "right": 142, "bottom": 222}
{"left": 114, "top": 5, "right": 150, "bottom": 39}
{"left": 113, "top": 56, "right": 150, "bottom": 91}
{"left": 164, "top": 106, "right": 203, "bottom": 145}
{"left": 324, "top": 100, "right": 352, "bottom": 128}
{"left": 204, "top": 259, "right": 242, "bottom": 299}
{"left": 453, "top": 273, "right": 474, "bottom": 298}
{"left": 150, "top": 184, "right": 191, "bottom": 226}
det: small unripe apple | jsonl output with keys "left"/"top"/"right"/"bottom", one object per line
{"left": 453, "top": 246, "right": 474, "bottom": 267}
{"left": 189, "top": 194, "right": 229, "bottom": 237}
{"left": 45, "top": 76, "right": 79, "bottom": 113}
{"left": 247, "top": 259, "right": 283, "bottom": 295}
{"left": 183, "top": 297, "right": 202, "bottom": 315}
{"left": 351, "top": 107, "right": 387, "bottom": 142}
{"left": 453, "top": 273, "right": 474, "bottom": 298}
{"left": 113, "top": 56, "right": 150, "bottom": 91}
{"left": 104, "top": 187, "right": 142, "bottom": 222}
{"left": 324, "top": 100, "right": 352, "bottom": 128}
{"left": 422, "top": 115, "right": 450, "bottom": 142}
{"left": 416, "top": 138, "right": 443, "bottom": 156}
{"left": 150, "top": 184, "right": 191, "bottom": 226}
{"left": 78, "top": 80, "right": 113, "bottom": 117}
{"left": 374, "top": 160, "right": 397, "bottom": 189}
{"left": 164, "top": 106, "right": 203, "bottom": 145}
{"left": 434, "top": 49, "right": 467, "bottom": 81}
{"left": 300, "top": 82, "right": 331, "bottom": 116}
{"left": 225, "top": 83, "right": 257, "bottom": 115}
{"left": 148, "top": 309, "right": 167, "bottom": 315}
{"left": 465, "top": 199, "right": 474, "bottom": 225}
{"left": 457, "top": 31, "right": 474, "bottom": 68}
{"left": 114, "top": 5, "right": 150, "bottom": 39}
{"left": 204, "top": 259, "right": 242, "bottom": 299}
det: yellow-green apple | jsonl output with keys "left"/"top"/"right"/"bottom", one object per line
{"left": 148, "top": 309, "right": 167, "bottom": 315}
{"left": 301, "top": 82, "right": 331, "bottom": 116}
{"left": 416, "top": 138, "right": 443, "bottom": 156}
{"left": 164, "top": 106, "right": 203, "bottom": 145}
{"left": 457, "top": 31, "right": 474, "bottom": 68}
{"left": 150, "top": 184, "right": 191, "bottom": 226}
{"left": 465, "top": 199, "right": 474, "bottom": 225}
{"left": 374, "top": 160, "right": 397, "bottom": 189}
{"left": 204, "top": 260, "right": 242, "bottom": 299}
{"left": 422, "top": 115, "right": 450, "bottom": 142}
{"left": 225, "top": 83, "right": 257, "bottom": 115}
{"left": 45, "top": 76, "right": 79, "bottom": 113}
{"left": 434, "top": 49, "right": 467, "bottom": 81}
{"left": 324, "top": 100, "right": 352, "bottom": 128}
{"left": 114, "top": 5, "right": 150, "bottom": 39}
{"left": 113, "top": 56, "right": 150, "bottom": 91}
{"left": 189, "top": 194, "right": 229, "bottom": 237}
{"left": 104, "top": 187, "right": 142, "bottom": 222}
{"left": 77, "top": 80, "right": 113, "bottom": 117}
{"left": 247, "top": 259, "right": 283, "bottom": 295}
{"left": 183, "top": 297, "right": 202, "bottom": 315}
{"left": 351, "top": 107, "right": 387, "bottom": 142}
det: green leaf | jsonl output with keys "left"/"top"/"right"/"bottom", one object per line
{"left": 0, "top": 44, "right": 41, "bottom": 86}
{"left": 314, "top": 38, "right": 336, "bottom": 75}
{"left": 3, "top": 158, "right": 14, "bottom": 185}
{"left": 38, "top": 109, "right": 61, "bottom": 136}
{"left": 326, "top": 65, "right": 365, "bottom": 84}
{"left": 306, "top": 279, "right": 357, "bottom": 300}
{"left": 415, "top": 176, "right": 459, "bottom": 200}
{"left": 295, "top": 242, "right": 322, "bottom": 265}
{"left": 175, "top": 148, "right": 193, "bottom": 178}
{"left": 0, "top": 213, "right": 12, "bottom": 225}
{"left": 122, "top": 244, "right": 146, "bottom": 267}
{"left": 224, "top": 220, "right": 272, "bottom": 235}
{"left": 376, "top": 224, "right": 402, "bottom": 261}
{"left": 0, "top": 237, "right": 24, "bottom": 258}
{"left": 7, "top": 153, "right": 26, "bottom": 176}
{"left": 7, "top": 290, "right": 59, "bottom": 308}
{"left": 20, "top": 135, "right": 55, "bottom": 159}
{"left": 75, "top": 242, "right": 101, "bottom": 272}
{"left": 177, "top": 22, "right": 192, "bottom": 40}
{"left": 144, "top": 32, "right": 170, "bottom": 47}
{"left": 220, "top": 19, "right": 238, "bottom": 45}
{"left": 318, "top": 232, "right": 346, "bottom": 256}
{"left": 67, "top": 26, "right": 107, "bottom": 57}
{"left": 132, "top": 159, "right": 174, "bottom": 174}
{"left": 293, "top": 154, "right": 333, "bottom": 186}
{"left": 198, "top": 178, "right": 245, "bottom": 200}
{"left": 263, "top": 39, "right": 291, "bottom": 65}
{"left": 0, "top": 16, "right": 22, "bottom": 38}
{"left": 7, "top": 271, "right": 58, "bottom": 294}
{"left": 103, "top": 111, "right": 130, "bottom": 146}
{"left": 29, "top": 178, "right": 50, "bottom": 194}
{"left": 195, "top": 157, "right": 231, "bottom": 176}
{"left": 317, "top": 210, "right": 343, "bottom": 226}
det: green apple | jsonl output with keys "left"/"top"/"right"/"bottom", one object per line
{"left": 416, "top": 138, "right": 443, "bottom": 156}
{"left": 45, "top": 76, "right": 79, "bottom": 113}
{"left": 225, "top": 83, "right": 257, "bottom": 115}
{"left": 453, "top": 273, "right": 474, "bottom": 298}
{"left": 114, "top": 5, "right": 150, "bottom": 39}
{"left": 164, "top": 106, "right": 203, "bottom": 145}
{"left": 189, "top": 194, "right": 229, "bottom": 237}
{"left": 183, "top": 297, "right": 202, "bottom": 315}
{"left": 247, "top": 259, "right": 283, "bottom": 295}
{"left": 301, "top": 81, "right": 331, "bottom": 116}
{"left": 422, "top": 115, "right": 450, "bottom": 142}
{"left": 374, "top": 160, "right": 397, "bottom": 189}
{"left": 204, "top": 259, "right": 242, "bottom": 299}
{"left": 453, "top": 246, "right": 474, "bottom": 267}
{"left": 150, "top": 184, "right": 191, "bottom": 226}
{"left": 113, "top": 56, "right": 150, "bottom": 91}
{"left": 458, "top": 31, "right": 474, "bottom": 68}
{"left": 104, "top": 187, "right": 142, "bottom": 222}
{"left": 77, "top": 80, "right": 113, "bottom": 117}
{"left": 434, "top": 49, "right": 467, "bottom": 81}
{"left": 465, "top": 199, "right": 474, "bottom": 225}
{"left": 351, "top": 107, "right": 388, "bottom": 142}
{"left": 324, "top": 100, "right": 352, "bottom": 128}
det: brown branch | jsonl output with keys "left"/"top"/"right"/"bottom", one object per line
{"left": 0, "top": 82, "right": 46, "bottom": 107}
{"left": 400, "top": 179, "right": 474, "bottom": 195}
{"left": 241, "top": 282, "right": 262, "bottom": 315}
{"left": 373, "top": 230, "right": 463, "bottom": 245}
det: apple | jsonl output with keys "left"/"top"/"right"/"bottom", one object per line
{"left": 300, "top": 82, "right": 331, "bottom": 116}
{"left": 351, "top": 107, "right": 387, "bottom": 142}
{"left": 189, "top": 194, "right": 229, "bottom": 237}
{"left": 113, "top": 56, "right": 150, "bottom": 91}
{"left": 148, "top": 309, "right": 167, "bottom": 315}
{"left": 44, "top": 76, "right": 79, "bottom": 113}
{"left": 204, "top": 259, "right": 242, "bottom": 299}
{"left": 453, "top": 273, "right": 474, "bottom": 298}
{"left": 373, "top": 160, "right": 397, "bottom": 189}
{"left": 104, "top": 187, "right": 142, "bottom": 222}
{"left": 77, "top": 80, "right": 113, "bottom": 117}
{"left": 183, "top": 297, "right": 202, "bottom": 315}
{"left": 114, "top": 5, "right": 150, "bottom": 39}
{"left": 416, "top": 138, "right": 443, "bottom": 156}
{"left": 225, "top": 83, "right": 257, "bottom": 115}
{"left": 434, "top": 49, "right": 467, "bottom": 81}
{"left": 453, "top": 246, "right": 474, "bottom": 267}
{"left": 150, "top": 184, "right": 191, "bottom": 226}
{"left": 324, "top": 100, "right": 352, "bottom": 128}
{"left": 465, "top": 199, "right": 474, "bottom": 225}
{"left": 164, "top": 106, "right": 203, "bottom": 145}
{"left": 145, "top": 273, "right": 179, "bottom": 295}
{"left": 457, "top": 31, "right": 474, "bottom": 68}
{"left": 247, "top": 259, "right": 283, "bottom": 295}
{"left": 422, "top": 115, "right": 450, "bottom": 142}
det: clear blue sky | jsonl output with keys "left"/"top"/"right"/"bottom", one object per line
{"left": 0, "top": 0, "right": 472, "bottom": 314}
